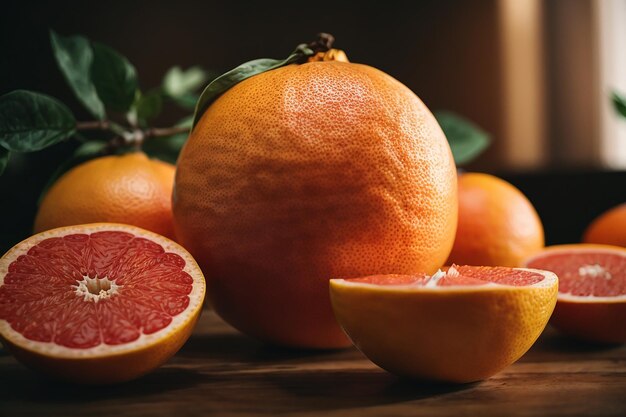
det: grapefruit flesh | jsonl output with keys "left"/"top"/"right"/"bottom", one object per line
{"left": 0, "top": 223, "right": 205, "bottom": 384}
{"left": 524, "top": 244, "right": 626, "bottom": 343}
{"left": 330, "top": 265, "right": 557, "bottom": 383}
{"left": 174, "top": 60, "right": 457, "bottom": 349}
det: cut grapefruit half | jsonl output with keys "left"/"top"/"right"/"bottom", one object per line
{"left": 524, "top": 244, "right": 626, "bottom": 343}
{"left": 0, "top": 223, "right": 206, "bottom": 384}
{"left": 330, "top": 265, "right": 557, "bottom": 383}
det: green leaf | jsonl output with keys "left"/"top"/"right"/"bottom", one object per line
{"left": 0, "top": 90, "right": 76, "bottom": 152}
{"left": 0, "top": 147, "right": 9, "bottom": 175}
{"left": 171, "top": 93, "right": 200, "bottom": 110}
{"left": 192, "top": 43, "right": 315, "bottom": 128}
{"left": 435, "top": 111, "right": 490, "bottom": 165}
{"left": 176, "top": 115, "right": 194, "bottom": 129}
{"left": 612, "top": 92, "right": 626, "bottom": 118}
{"left": 163, "top": 66, "right": 209, "bottom": 97}
{"left": 50, "top": 30, "right": 105, "bottom": 120}
{"left": 134, "top": 89, "right": 163, "bottom": 124}
{"left": 38, "top": 140, "right": 107, "bottom": 204}
{"left": 91, "top": 42, "right": 138, "bottom": 112}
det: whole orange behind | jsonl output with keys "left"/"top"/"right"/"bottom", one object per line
{"left": 447, "top": 173, "right": 544, "bottom": 267}
{"left": 583, "top": 203, "right": 626, "bottom": 247}
{"left": 173, "top": 61, "right": 458, "bottom": 348}
{"left": 35, "top": 152, "right": 176, "bottom": 240}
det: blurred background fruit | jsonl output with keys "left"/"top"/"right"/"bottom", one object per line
{"left": 174, "top": 54, "right": 458, "bottom": 348}
{"left": 446, "top": 172, "right": 544, "bottom": 267}
{"left": 583, "top": 203, "right": 626, "bottom": 247}
{"left": 35, "top": 153, "right": 176, "bottom": 239}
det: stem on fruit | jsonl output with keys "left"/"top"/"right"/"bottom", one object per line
{"left": 307, "top": 33, "right": 335, "bottom": 53}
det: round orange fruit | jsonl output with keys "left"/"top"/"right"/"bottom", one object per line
{"left": 447, "top": 173, "right": 544, "bottom": 267}
{"left": 174, "top": 60, "right": 458, "bottom": 348}
{"left": 35, "top": 152, "right": 176, "bottom": 240}
{"left": 583, "top": 203, "right": 626, "bottom": 247}
{"left": 330, "top": 265, "right": 557, "bottom": 382}
{"left": 524, "top": 244, "right": 626, "bottom": 343}
{"left": 0, "top": 223, "right": 205, "bottom": 384}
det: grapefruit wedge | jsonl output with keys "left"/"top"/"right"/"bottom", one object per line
{"left": 524, "top": 244, "right": 626, "bottom": 343}
{"left": 0, "top": 223, "right": 206, "bottom": 384}
{"left": 330, "top": 265, "right": 557, "bottom": 383}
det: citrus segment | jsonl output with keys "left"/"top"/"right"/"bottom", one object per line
{"left": 330, "top": 266, "right": 557, "bottom": 383}
{"left": 0, "top": 223, "right": 205, "bottom": 383}
{"left": 524, "top": 244, "right": 626, "bottom": 343}
{"left": 174, "top": 60, "right": 457, "bottom": 348}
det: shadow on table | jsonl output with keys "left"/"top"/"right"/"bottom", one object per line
{"left": 1, "top": 330, "right": 477, "bottom": 413}
{"left": 176, "top": 331, "right": 476, "bottom": 412}
{"left": 540, "top": 333, "right": 622, "bottom": 353}
{"left": 0, "top": 364, "right": 206, "bottom": 404}
{"left": 178, "top": 331, "right": 359, "bottom": 363}
{"left": 517, "top": 326, "right": 624, "bottom": 363}
{"left": 263, "top": 370, "right": 475, "bottom": 412}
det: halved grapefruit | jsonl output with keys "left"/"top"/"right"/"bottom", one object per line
{"left": 330, "top": 265, "right": 557, "bottom": 383}
{"left": 524, "top": 244, "right": 626, "bottom": 343}
{"left": 0, "top": 223, "right": 205, "bottom": 384}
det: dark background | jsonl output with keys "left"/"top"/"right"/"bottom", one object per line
{"left": 1, "top": 0, "right": 624, "bottom": 252}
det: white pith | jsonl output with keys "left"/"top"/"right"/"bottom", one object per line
{"left": 424, "top": 265, "right": 460, "bottom": 288}
{"left": 524, "top": 245, "right": 626, "bottom": 302}
{"left": 578, "top": 264, "right": 611, "bottom": 280}
{"left": 73, "top": 276, "right": 121, "bottom": 303}
{"left": 0, "top": 223, "right": 206, "bottom": 359}
{"left": 331, "top": 267, "right": 557, "bottom": 291}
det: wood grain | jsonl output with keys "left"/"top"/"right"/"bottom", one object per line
{"left": 1, "top": 311, "right": 625, "bottom": 417}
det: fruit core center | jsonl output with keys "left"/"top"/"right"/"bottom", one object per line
{"left": 424, "top": 266, "right": 460, "bottom": 288}
{"left": 578, "top": 264, "right": 612, "bottom": 280}
{"left": 73, "top": 276, "right": 121, "bottom": 302}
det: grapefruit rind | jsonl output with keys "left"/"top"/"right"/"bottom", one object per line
{"left": 0, "top": 223, "right": 206, "bottom": 360}
{"left": 330, "top": 268, "right": 558, "bottom": 383}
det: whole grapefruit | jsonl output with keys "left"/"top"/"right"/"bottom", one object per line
{"left": 35, "top": 152, "right": 176, "bottom": 239}
{"left": 174, "top": 60, "right": 457, "bottom": 348}
{"left": 447, "top": 173, "right": 544, "bottom": 267}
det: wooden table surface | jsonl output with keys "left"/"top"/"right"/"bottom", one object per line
{"left": 1, "top": 310, "right": 625, "bottom": 417}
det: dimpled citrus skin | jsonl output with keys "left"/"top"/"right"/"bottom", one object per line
{"left": 447, "top": 173, "right": 544, "bottom": 267}
{"left": 35, "top": 153, "right": 176, "bottom": 240}
{"left": 173, "top": 61, "right": 458, "bottom": 348}
{"left": 583, "top": 204, "right": 626, "bottom": 247}
{"left": 330, "top": 269, "right": 558, "bottom": 383}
